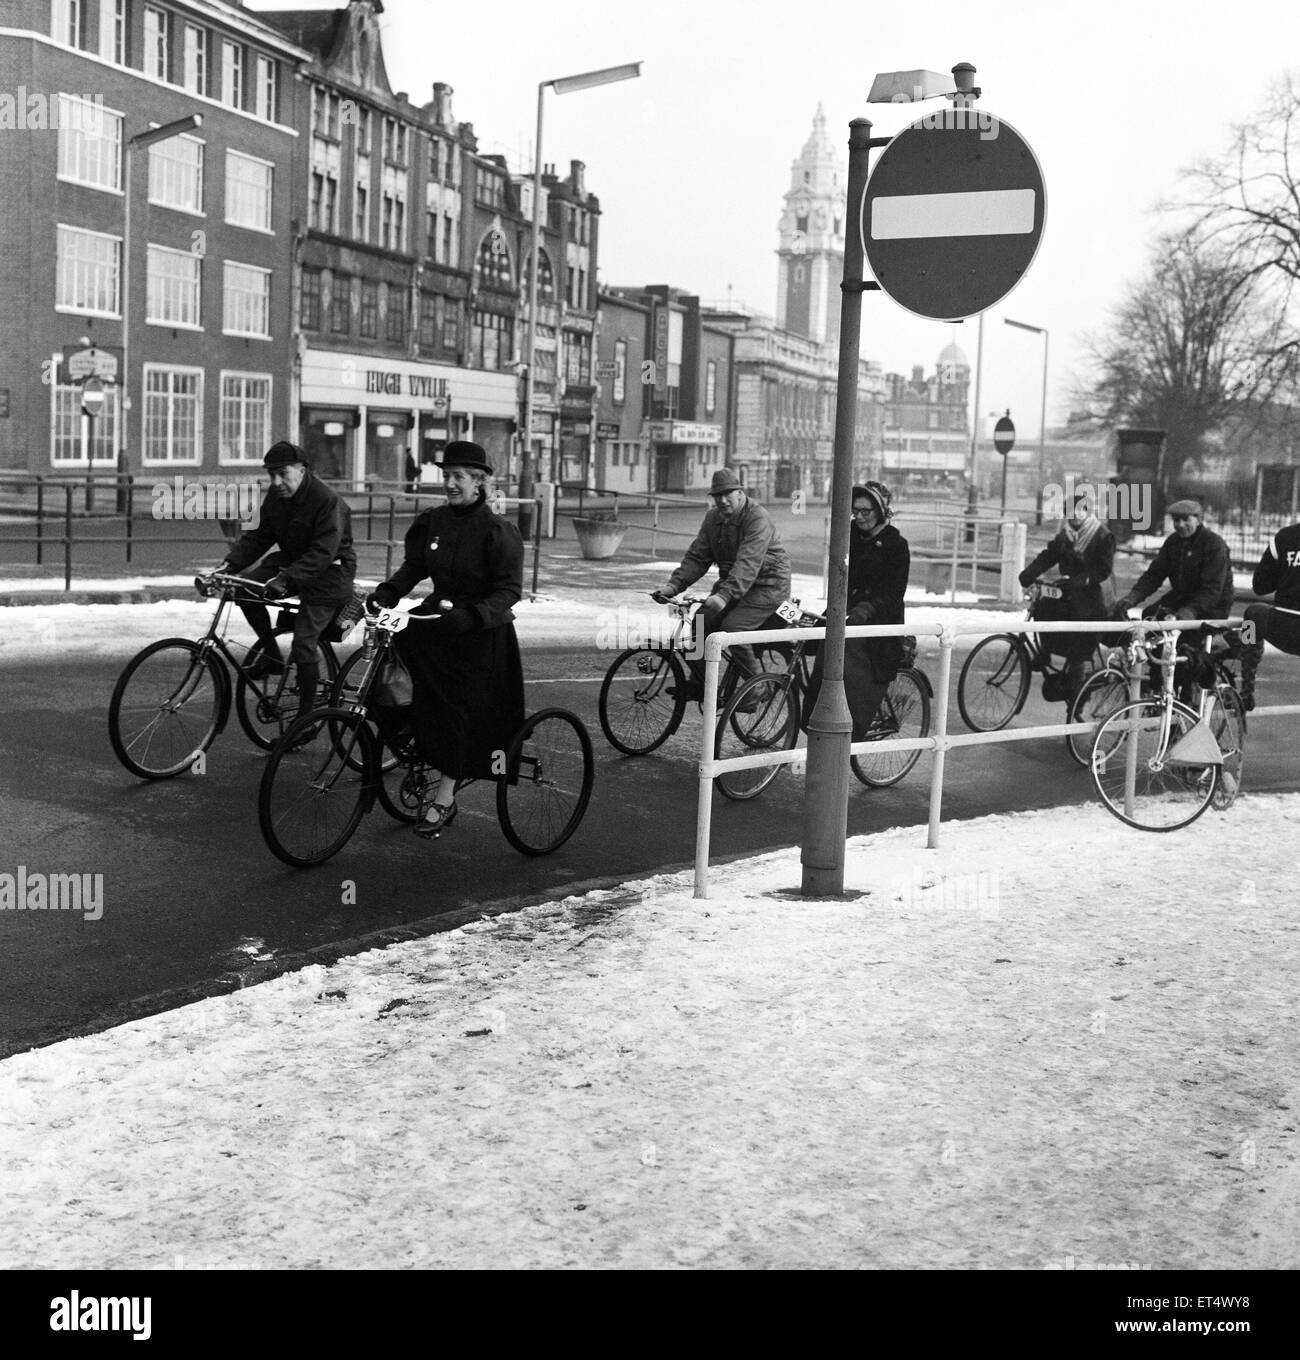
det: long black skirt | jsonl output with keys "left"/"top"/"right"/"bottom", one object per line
{"left": 388, "top": 623, "right": 526, "bottom": 780}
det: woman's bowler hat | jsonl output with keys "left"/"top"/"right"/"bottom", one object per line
{"left": 436, "top": 440, "right": 493, "bottom": 475}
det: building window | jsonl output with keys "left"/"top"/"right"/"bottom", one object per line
{"left": 527, "top": 250, "right": 554, "bottom": 300}
{"left": 385, "top": 284, "right": 408, "bottom": 344}
{"left": 52, "top": 0, "right": 83, "bottom": 47}
{"left": 442, "top": 214, "right": 454, "bottom": 266}
{"left": 101, "top": 0, "right": 125, "bottom": 63}
{"left": 309, "top": 141, "right": 340, "bottom": 233}
{"left": 381, "top": 117, "right": 407, "bottom": 165}
{"left": 57, "top": 96, "right": 121, "bottom": 191}
{"left": 470, "top": 310, "right": 511, "bottom": 370}
{"left": 300, "top": 267, "right": 321, "bottom": 331}
{"left": 143, "top": 6, "right": 169, "bottom": 81}
{"left": 146, "top": 246, "right": 201, "bottom": 327}
{"left": 359, "top": 280, "right": 379, "bottom": 338}
{"left": 418, "top": 291, "right": 439, "bottom": 348}
{"left": 353, "top": 178, "right": 369, "bottom": 242}
{"left": 613, "top": 339, "right": 627, "bottom": 404}
{"left": 225, "top": 151, "right": 272, "bottom": 231}
{"left": 56, "top": 225, "right": 120, "bottom": 315}
{"left": 705, "top": 360, "right": 717, "bottom": 416}
{"left": 355, "top": 107, "right": 372, "bottom": 155}
{"left": 219, "top": 374, "right": 271, "bottom": 463}
{"left": 330, "top": 275, "right": 351, "bottom": 334}
{"left": 312, "top": 87, "right": 341, "bottom": 140}
{"left": 254, "top": 56, "right": 277, "bottom": 121}
{"left": 475, "top": 169, "right": 505, "bottom": 210}
{"left": 143, "top": 366, "right": 202, "bottom": 464}
{"left": 183, "top": 25, "right": 206, "bottom": 95}
{"left": 381, "top": 165, "right": 406, "bottom": 251}
{"left": 442, "top": 303, "right": 459, "bottom": 351}
{"left": 220, "top": 41, "right": 243, "bottom": 109}
{"left": 564, "top": 331, "right": 591, "bottom": 385}
{"left": 148, "top": 134, "right": 203, "bottom": 213}
{"left": 223, "top": 262, "right": 270, "bottom": 338}
{"left": 53, "top": 383, "right": 118, "bottom": 464}
{"left": 475, "top": 233, "right": 511, "bottom": 289}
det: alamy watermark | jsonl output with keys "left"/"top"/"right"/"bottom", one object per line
{"left": 1, "top": 866, "right": 103, "bottom": 921}
{"left": 891, "top": 93, "right": 999, "bottom": 141}
{"left": 888, "top": 866, "right": 1000, "bottom": 919}
{"left": 1042, "top": 476, "right": 1153, "bottom": 532}
{"left": 595, "top": 606, "right": 704, "bottom": 659}
{"left": 151, "top": 477, "right": 259, "bottom": 527}
{"left": 0, "top": 88, "right": 105, "bottom": 133}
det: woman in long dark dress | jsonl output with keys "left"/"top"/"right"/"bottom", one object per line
{"left": 367, "top": 441, "right": 526, "bottom": 836}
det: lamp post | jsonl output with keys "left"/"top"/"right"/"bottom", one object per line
{"left": 120, "top": 114, "right": 203, "bottom": 507}
{"left": 1005, "top": 318, "right": 1049, "bottom": 524}
{"left": 521, "top": 61, "right": 641, "bottom": 539}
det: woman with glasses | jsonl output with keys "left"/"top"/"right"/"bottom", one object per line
{"left": 804, "top": 481, "right": 910, "bottom": 739}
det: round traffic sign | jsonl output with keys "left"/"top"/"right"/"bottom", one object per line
{"left": 862, "top": 108, "right": 1046, "bottom": 320}
{"left": 81, "top": 377, "right": 106, "bottom": 415}
{"left": 994, "top": 412, "right": 1016, "bottom": 454}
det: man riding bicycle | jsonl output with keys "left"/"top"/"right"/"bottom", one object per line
{"left": 212, "top": 441, "right": 356, "bottom": 723}
{"left": 1238, "top": 518, "right": 1300, "bottom": 710}
{"left": 651, "top": 467, "right": 791, "bottom": 701}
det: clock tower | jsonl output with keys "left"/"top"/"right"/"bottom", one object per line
{"left": 776, "top": 105, "right": 846, "bottom": 347}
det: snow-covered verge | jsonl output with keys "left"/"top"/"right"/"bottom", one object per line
{"left": 1, "top": 798, "right": 1297, "bottom": 1271}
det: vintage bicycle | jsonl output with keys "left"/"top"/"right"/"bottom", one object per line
{"left": 108, "top": 571, "right": 359, "bottom": 779}
{"left": 596, "top": 595, "right": 797, "bottom": 756}
{"left": 1088, "top": 622, "right": 1246, "bottom": 831}
{"left": 713, "top": 601, "right": 933, "bottom": 801}
{"left": 957, "top": 581, "right": 1112, "bottom": 733}
{"left": 258, "top": 604, "right": 594, "bottom": 865}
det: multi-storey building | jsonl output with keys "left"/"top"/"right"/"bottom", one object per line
{"left": 1, "top": 0, "right": 308, "bottom": 480}
{"left": 594, "top": 285, "right": 732, "bottom": 496}
{"left": 879, "top": 344, "right": 971, "bottom": 488}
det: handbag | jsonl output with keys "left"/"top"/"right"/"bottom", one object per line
{"left": 374, "top": 650, "right": 414, "bottom": 708}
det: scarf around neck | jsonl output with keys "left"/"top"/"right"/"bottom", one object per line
{"left": 1063, "top": 512, "right": 1102, "bottom": 555}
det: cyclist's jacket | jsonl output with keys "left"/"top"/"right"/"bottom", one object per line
{"left": 848, "top": 522, "right": 909, "bottom": 626}
{"left": 1018, "top": 520, "right": 1116, "bottom": 618}
{"left": 1252, "top": 522, "right": 1300, "bottom": 613}
{"left": 1121, "top": 524, "right": 1233, "bottom": 620}
{"left": 667, "top": 495, "right": 791, "bottom": 608}
{"left": 225, "top": 470, "right": 356, "bottom": 590}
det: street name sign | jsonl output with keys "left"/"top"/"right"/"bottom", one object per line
{"left": 862, "top": 108, "right": 1046, "bottom": 320}
{"left": 65, "top": 345, "right": 120, "bottom": 382}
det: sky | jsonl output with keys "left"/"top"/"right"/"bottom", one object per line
{"left": 249, "top": 0, "right": 1300, "bottom": 440}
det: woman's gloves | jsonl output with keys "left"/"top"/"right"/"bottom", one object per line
{"left": 366, "top": 585, "right": 400, "bottom": 612}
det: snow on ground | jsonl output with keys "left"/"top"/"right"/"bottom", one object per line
{"left": 1, "top": 797, "right": 1298, "bottom": 1270}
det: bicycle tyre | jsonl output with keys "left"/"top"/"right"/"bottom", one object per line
{"left": 329, "top": 647, "right": 400, "bottom": 773}
{"left": 235, "top": 639, "right": 335, "bottom": 750}
{"left": 957, "top": 634, "right": 1029, "bottom": 732}
{"left": 497, "top": 709, "right": 595, "bottom": 855}
{"left": 851, "top": 667, "right": 931, "bottom": 788}
{"left": 258, "top": 707, "right": 376, "bottom": 866}
{"left": 1065, "top": 667, "right": 1131, "bottom": 767}
{"left": 714, "top": 673, "right": 799, "bottom": 801}
{"left": 1208, "top": 683, "right": 1246, "bottom": 811}
{"left": 598, "top": 648, "right": 687, "bottom": 755}
{"left": 108, "top": 638, "right": 223, "bottom": 779}
{"left": 1090, "top": 699, "right": 1217, "bottom": 832}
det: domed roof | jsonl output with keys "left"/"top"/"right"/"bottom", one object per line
{"left": 938, "top": 342, "right": 969, "bottom": 367}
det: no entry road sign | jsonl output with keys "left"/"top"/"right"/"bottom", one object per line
{"left": 994, "top": 412, "right": 1015, "bottom": 454}
{"left": 862, "top": 108, "right": 1046, "bottom": 320}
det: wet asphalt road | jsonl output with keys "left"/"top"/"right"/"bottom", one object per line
{"left": 2, "top": 643, "right": 1297, "bottom": 1058}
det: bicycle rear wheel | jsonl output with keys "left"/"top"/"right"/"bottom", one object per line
{"left": 598, "top": 648, "right": 687, "bottom": 754}
{"left": 1208, "top": 683, "right": 1246, "bottom": 810}
{"left": 259, "top": 707, "right": 376, "bottom": 866}
{"left": 851, "top": 668, "right": 931, "bottom": 788}
{"left": 109, "top": 639, "right": 223, "bottom": 779}
{"left": 497, "top": 709, "right": 595, "bottom": 855}
{"left": 235, "top": 639, "right": 334, "bottom": 750}
{"left": 1090, "top": 699, "right": 1217, "bottom": 831}
{"left": 715, "top": 673, "right": 799, "bottom": 801}
{"left": 957, "top": 634, "right": 1029, "bottom": 732}
{"left": 1065, "top": 667, "right": 1130, "bottom": 767}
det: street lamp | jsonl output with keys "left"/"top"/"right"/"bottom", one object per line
{"left": 120, "top": 113, "right": 203, "bottom": 505}
{"left": 520, "top": 61, "right": 641, "bottom": 538}
{"left": 1004, "top": 318, "right": 1049, "bottom": 524}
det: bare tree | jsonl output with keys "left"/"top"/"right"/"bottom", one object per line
{"left": 1073, "top": 230, "right": 1292, "bottom": 486}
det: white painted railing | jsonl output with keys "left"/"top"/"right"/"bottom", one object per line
{"left": 693, "top": 617, "right": 1300, "bottom": 898}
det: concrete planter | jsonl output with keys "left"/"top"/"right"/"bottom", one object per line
{"left": 573, "top": 517, "right": 629, "bottom": 561}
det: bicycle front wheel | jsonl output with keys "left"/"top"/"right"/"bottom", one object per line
{"left": 1066, "top": 667, "right": 1131, "bottom": 767}
{"left": 852, "top": 668, "right": 931, "bottom": 788}
{"left": 957, "top": 634, "right": 1029, "bottom": 731}
{"left": 715, "top": 673, "right": 799, "bottom": 801}
{"left": 1208, "top": 683, "right": 1246, "bottom": 810}
{"left": 235, "top": 639, "right": 333, "bottom": 750}
{"left": 598, "top": 648, "right": 687, "bottom": 755}
{"left": 497, "top": 709, "right": 595, "bottom": 855}
{"left": 258, "top": 708, "right": 376, "bottom": 866}
{"left": 1090, "top": 699, "right": 1217, "bottom": 831}
{"left": 109, "top": 639, "right": 223, "bottom": 779}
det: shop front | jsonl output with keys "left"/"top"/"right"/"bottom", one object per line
{"left": 647, "top": 419, "right": 724, "bottom": 495}
{"left": 298, "top": 350, "right": 516, "bottom": 489}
